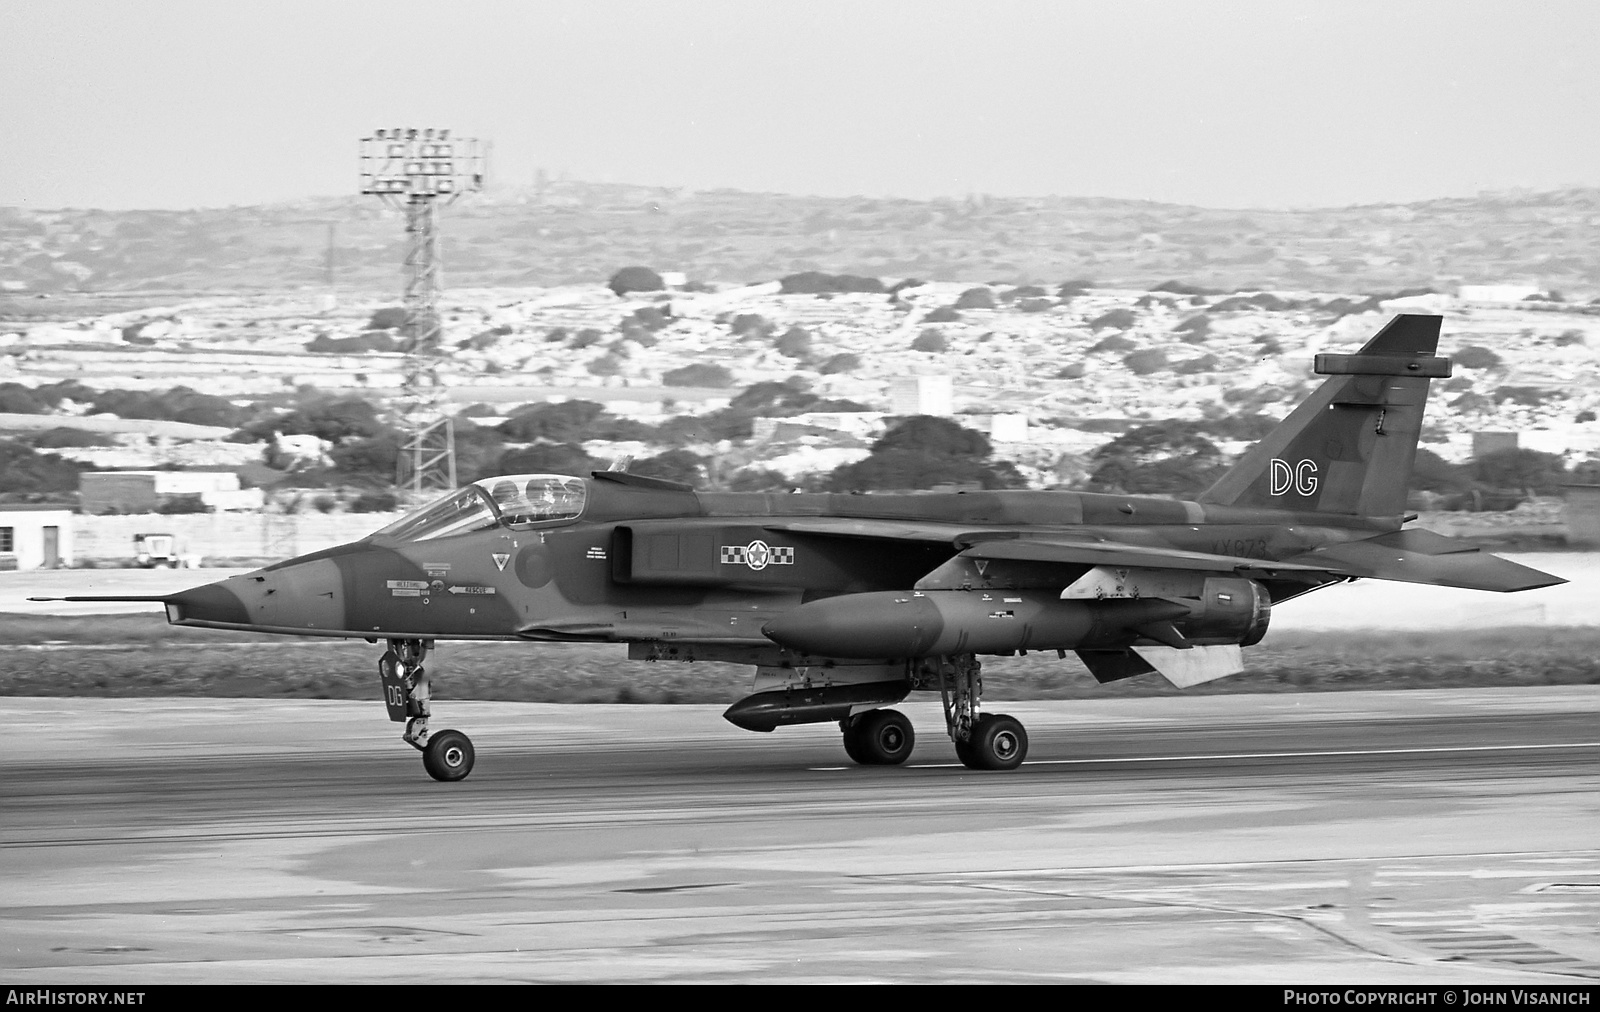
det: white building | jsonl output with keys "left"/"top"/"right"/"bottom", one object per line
{"left": 889, "top": 376, "right": 954, "bottom": 416}
{"left": 0, "top": 506, "right": 72, "bottom": 570}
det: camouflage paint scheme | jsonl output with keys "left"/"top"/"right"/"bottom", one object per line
{"left": 158, "top": 314, "right": 1558, "bottom": 649}
{"left": 47, "top": 315, "right": 1564, "bottom": 778}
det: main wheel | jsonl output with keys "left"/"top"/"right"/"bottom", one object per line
{"left": 851, "top": 709, "right": 915, "bottom": 765}
{"left": 422, "top": 729, "right": 475, "bottom": 782}
{"left": 967, "top": 714, "right": 1028, "bottom": 771}
{"left": 954, "top": 737, "right": 978, "bottom": 770}
{"left": 841, "top": 719, "right": 868, "bottom": 764}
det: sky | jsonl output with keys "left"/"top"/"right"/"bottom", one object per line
{"left": 2, "top": 0, "right": 1597, "bottom": 211}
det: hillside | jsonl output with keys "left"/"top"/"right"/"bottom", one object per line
{"left": 3, "top": 182, "right": 1599, "bottom": 300}
{"left": 2, "top": 278, "right": 1597, "bottom": 489}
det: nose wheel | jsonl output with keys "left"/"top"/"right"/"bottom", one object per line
{"left": 379, "top": 637, "right": 476, "bottom": 782}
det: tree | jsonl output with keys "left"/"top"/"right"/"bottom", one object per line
{"left": 911, "top": 328, "right": 948, "bottom": 352}
{"left": 633, "top": 449, "right": 706, "bottom": 486}
{"left": 875, "top": 415, "right": 992, "bottom": 458}
{"left": 0, "top": 440, "right": 83, "bottom": 494}
{"left": 1087, "top": 422, "right": 1227, "bottom": 495}
{"left": 329, "top": 433, "right": 402, "bottom": 480}
{"left": 497, "top": 443, "right": 598, "bottom": 476}
{"left": 954, "top": 287, "right": 996, "bottom": 310}
{"left": 608, "top": 266, "right": 663, "bottom": 296}
{"left": 497, "top": 400, "right": 606, "bottom": 442}
{"left": 662, "top": 363, "right": 734, "bottom": 387}
{"left": 824, "top": 416, "right": 1022, "bottom": 491}
{"left": 1472, "top": 448, "right": 1567, "bottom": 496}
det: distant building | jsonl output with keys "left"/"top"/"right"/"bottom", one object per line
{"left": 889, "top": 376, "right": 953, "bottom": 417}
{"left": 1563, "top": 485, "right": 1600, "bottom": 548}
{"left": 0, "top": 505, "right": 71, "bottom": 570}
{"left": 78, "top": 471, "right": 262, "bottom": 515}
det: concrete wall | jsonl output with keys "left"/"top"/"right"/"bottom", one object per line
{"left": 72, "top": 511, "right": 403, "bottom": 565}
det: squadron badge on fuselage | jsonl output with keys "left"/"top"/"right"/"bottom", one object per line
{"left": 720, "top": 540, "right": 794, "bottom": 571}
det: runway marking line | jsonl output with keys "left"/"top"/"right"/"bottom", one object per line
{"left": 809, "top": 740, "right": 1600, "bottom": 772}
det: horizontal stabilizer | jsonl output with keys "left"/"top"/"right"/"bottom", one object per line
{"left": 1284, "top": 530, "right": 1565, "bottom": 592}
{"left": 1132, "top": 644, "right": 1244, "bottom": 688}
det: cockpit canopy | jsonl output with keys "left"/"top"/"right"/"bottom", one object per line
{"left": 375, "top": 474, "right": 587, "bottom": 543}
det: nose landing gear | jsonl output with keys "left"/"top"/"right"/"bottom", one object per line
{"left": 378, "top": 638, "right": 476, "bottom": 782}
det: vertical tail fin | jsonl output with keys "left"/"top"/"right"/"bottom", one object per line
{"left": 1198, "top": 314, "right": 1451, "bottom": 516}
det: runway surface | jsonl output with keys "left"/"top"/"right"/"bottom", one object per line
{"left": 3, "top": 689, "right": 1599, "bottom": 983}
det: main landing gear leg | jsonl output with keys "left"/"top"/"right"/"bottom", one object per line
{"left": 936, "top": 654, "right": 1028, "bottom": 771}
{"left": 379, "top": 638, "right": 475, "bottom": 782}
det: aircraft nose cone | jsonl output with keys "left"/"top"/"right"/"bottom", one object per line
{"left": 166, "top": 579, "right": 252, "bottom": 627}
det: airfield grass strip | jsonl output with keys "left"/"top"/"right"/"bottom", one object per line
{"left": 0, "top": 612, "right": 1597, "bottom": 703}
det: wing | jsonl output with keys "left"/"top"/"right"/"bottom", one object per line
{"left": 952, "top": 536, "right": 1330, "bottom": 577}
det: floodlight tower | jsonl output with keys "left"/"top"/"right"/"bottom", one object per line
{"left": 359, "top": 128, "right": 485, "bottom": 497}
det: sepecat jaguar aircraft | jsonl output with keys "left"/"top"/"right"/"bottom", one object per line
{"left": 42, "top": 314, "right": 1564, "bottom": 781}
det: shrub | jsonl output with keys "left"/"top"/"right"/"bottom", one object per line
{"left": 632, "top": 449, "right": 706, "bottom": 486}
{"left": 1088, "top": 309, "right": 1136, "bottom": 332}
{"left": 498, "top": 400, "right": 606, "bottom": 442}
{"left": 31, "top": 427, "right": 113, "bottom": 448}
{"left": 1056, "top": 279, "right": 1095, "bottom": 299}
{"left": 498, "top": 443, "right": 598, "bottom": 475}
{"left": 607, "top": 266, "right": 664, "bottom": 296}
{"left": 923, "top": 305, "right": 961, "bottom": 323}
{"left": 1173, "top": 353, "right": 1219, "bottom": 375}
{"left": 1123, "top": 349, "right": 1169, "bottom": 375}
{"left": 1056, "top": 363, "right": 1086, "bottom": 379}
{"left": 1151, "top": 280, "right": 1217, "bottom": 296}
{"left": 1454, "top": 346, "right": 1502, "bottom": 370}
{"left": 820, "top": 353, "right": 861, "bottom": 374}
{"left": 1493, "top": 386, "right": 1556, "bottom": 406}
{"left": 729, "top": 313, "right": 774, "bottom": 338}
{"left": 569, "top": 328, "right": 604, "bottom": 349}
{"left": 367, "top": 307, "right": 408, "bottom": 330}
{"left": 954, "top": 287, "right": 996, "bottom": 310}
{"left": 779, "top": 272, "right": 885, "bottom": 294}
{"left": 157, "top": 494, "right": 209, "bottom": 515}
{"left": 775, "top": 326, "right": 813, "bottom": 359}
{"left": 1002, "top": 285, "right": 1048, "bottom": 301}
{"left": 306, "top": 332, "right": 398, "bottom": 354}
{"left": 663, "top": 363, "right": 735, "bottom": 387}
{"left": 0, "top": 384, "right": 47, "bottom": 414}
{"left": 1090, "top": 334, "right": 1136, "bottom": 353}
{"left": 911, "top": 329, "right": 948, "bottom": 353}
{"left": 1173, "top": 315, "right": 1211, "bottom": 341}
{"left": 628, "top": 305, "right": 671, "bottom": 331}
{"left": 350, "top": 490, "right": 399, "bottom": 513}
{"left": 1017, "top": 298, "right": 1053, "bottom": 313}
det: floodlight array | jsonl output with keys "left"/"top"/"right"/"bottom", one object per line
{"left": 360, "top": 129, "right": 482, "bottom": 200}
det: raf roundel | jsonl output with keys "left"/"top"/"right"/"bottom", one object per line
{"left": 720, "top": 540, "right": 795, "bottom": 571}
